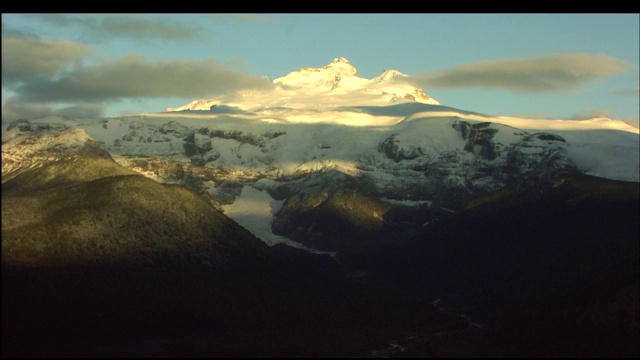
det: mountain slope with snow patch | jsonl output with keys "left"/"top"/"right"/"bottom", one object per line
{"left": 3, "top": 58, "right": 638, "bottom": 254}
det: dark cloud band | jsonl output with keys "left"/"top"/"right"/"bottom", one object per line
{"left": 1, "top": 37, "right": 89, "bottom": 83}
{"left": 410, "top": 53, "right": 634, "bottom": 93}
{"left": 34, "top": 14, "right": 203, "bottom": 42}
{"left": 13, "top": 55, "right": 275, "bottom": 103}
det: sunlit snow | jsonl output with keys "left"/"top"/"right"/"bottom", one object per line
{"left": 3, "top": 57, "right": 639, "bottom": 252}
{"left": 221, "top": 186, "right": 335, "bottom": 256}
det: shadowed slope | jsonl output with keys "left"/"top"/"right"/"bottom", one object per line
{"left": 1, "top": 132, "right": 275, "bottom": 356}
{"left": 2, "top": 129, "right": 461, "bottom": 357}
{"left": 382, "top": 173, "right": 640, "bottom": 357}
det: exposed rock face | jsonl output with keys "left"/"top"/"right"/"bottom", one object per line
{"left": 265, "top": 120, "right": 581, "bottom": 256}
{"left": 3, "top": 58, "right": 638, "bottom": 358}
{"left": 378, "top": 134, "right": 425, "bottom": 162}
{"left": 101, "top": 117, "right": 578, "bottom": 208}
{"left": 505, "top": 133, "right": 572, "bottom": 177}
{"left": 3, "top": 116, "right": 585, "bottom": 256}
{"left": 4, "top": 127, "right": 471, "bottom": 359}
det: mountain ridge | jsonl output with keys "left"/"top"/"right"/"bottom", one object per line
{"left": 4, "top": 66, "right": 638, "bottom": 254}
{"left": 166, "top": 57, "right": 439, "bottom": 112}
{"left": 2, "top": 57, "right": 638, "bottom": 357}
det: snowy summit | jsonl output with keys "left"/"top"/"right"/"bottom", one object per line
{"left": 166, "top": 57, "right": 440, "bottom": 113}
{"left": 3, "top": 57, "right": 639, "bottom": 253}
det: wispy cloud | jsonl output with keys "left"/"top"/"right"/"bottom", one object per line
{"left": 1, "top": 37, "right": 89, "bottom": 83}
{"left": 623, "top": 116, "right": 640, "bottom": 129}
{"left": 410, "top": 53, "right": 634, "bottom": 93}
{"left": 611, "top": 88, "right": 640, "bottom": 96}
{"left": 1, "top": 97, "right": 105, "bottom": 125}
{"left": 570, "top": 107, "right": 640, "bottom": 128}
{"left": 12, "top": 55, "right": 275, "bottom": 103}
{"left": 1, "top": 22, "right": 39, "bottom": 39}
{"left": 571, "top": 107, "right": 612, "bottom": 120}
{"left": 2, "top": 31, "right": 273, "bottom": 121}
{"left": 211, "top": 14, "right": 276, "bottom": 24}
{"left": 35, "top": 14, "right": 203, "bottom": 42}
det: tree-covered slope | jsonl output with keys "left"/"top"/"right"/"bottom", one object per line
{"left": 382, "top": 173, "right": 640, "bottom": 357}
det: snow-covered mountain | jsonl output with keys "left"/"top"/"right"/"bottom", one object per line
{"left": 4, "top": 57, "right": 639, "bottom": 358}
{"left": 3, "top": 57, "right": 639, "bottom": 254}
{"left": 166, "top": 57, "right": 439, "bottom": 113}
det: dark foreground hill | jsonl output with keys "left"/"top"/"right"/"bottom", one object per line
{"left": 374, "top": 172, "right": 640, "bottom": 357}
{"left": 2, "top": 130, "right": 638, "bottom": 357}
{"left": 1, "top": 141, "right": 460, "bottom": 357}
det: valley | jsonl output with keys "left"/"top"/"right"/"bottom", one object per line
{"left": 2, "top": 58, "right": 638, "bottom": 357}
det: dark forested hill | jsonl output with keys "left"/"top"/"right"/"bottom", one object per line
{"left": 1, "top": 139, "right": 459, "bottom": 357}
{"left": 2, "top": 128, "right": 638, "bottom": 357}
{"left": 376, "top": 173, "right": 640, "bottom": 357}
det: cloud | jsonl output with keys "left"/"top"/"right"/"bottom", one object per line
{"left": 35, "top": 14, "right": 203, "bottom": 42}
{"left": 1, "top": 37, "right": 89, "bottom": 84}
{"left": 1, "top": 22, "right": 39, "bottom": 39}
{"left": 55, "top": 103, "right": 106, "bottom": 119}
{"left": 622, "top": 116, "right": 640, "bottom": 129}
{"left": 611, "top": 88, "right": 640, "bottom": 96}
{"left": 1, "top": 97, "right": 105, "bottom": 125}
{"left": 571, "top": 107, "right": 612, "bottom": 120}
{"left": 570, "top": 107, "right": 640, "bottom": 129}
{"left": 410, "top": 53, "right": 634, "bottom": 93}
{"left": 13, "top": 55, "right": 275, "bottom": 103}
{"left": 1, "top": 97, "right": 54, "bottom": 121}
{"left": 208, "top": 14, "right": 276, "bottom": 24}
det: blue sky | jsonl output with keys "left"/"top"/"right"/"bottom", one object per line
{"left": 2, "top": 13, "right": 639, "bottom": 128}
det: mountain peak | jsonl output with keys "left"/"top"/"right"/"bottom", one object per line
{"left": 173, "top": 58, "right": 439, "bottom": 111}
{"left": 375, "top": 69, "right": 407, "bottom": 81}
{"left": 333, "top": 57, "right": 350, "bottom": 63}
{"left": 322, "top": 57, "right": 357, "bottom": 76}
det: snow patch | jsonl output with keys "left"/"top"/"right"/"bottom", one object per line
{"left": 221, "top": 186, "right": 336, "bottom": 256}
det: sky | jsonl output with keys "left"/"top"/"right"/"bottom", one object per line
{"left": 2, "top": 13, "right": 639, "bottom": 130}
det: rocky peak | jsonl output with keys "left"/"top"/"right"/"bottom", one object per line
{"left": 375, "top": 69, "right": 406, "bottom": 82}
{"left": 322, "top": 57, "right": 357, "bottom": 76}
